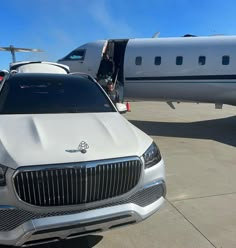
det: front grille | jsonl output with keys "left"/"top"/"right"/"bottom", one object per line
{"left": 14, "top": 158, "right": 142, "bottom": 206}
{"left": 0, "top": 183, "right": 165, "bottom": 231}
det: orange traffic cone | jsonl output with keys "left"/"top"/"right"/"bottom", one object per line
{"left": 126, "top": 102, "right": 131, "bottom": 112}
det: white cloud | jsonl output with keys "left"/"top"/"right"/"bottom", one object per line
{"left": 87, "top": 0, "right": 134, "bottom": 37}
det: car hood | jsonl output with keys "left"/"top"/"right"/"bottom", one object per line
{"left": 0, "top": 113, "right": 152, "bottom": 169}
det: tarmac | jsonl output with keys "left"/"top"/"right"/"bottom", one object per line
{"left": 20, "top": 102, "right": 236, "bottom": 248}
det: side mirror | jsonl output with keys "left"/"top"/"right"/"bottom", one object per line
{"left": 116, "top": 103, "right": 127, "bottom": 114}
{"left": 0, "top": 70, "right": 9, "bottom": 83}
{"left": 0, "top": 70, "right": 9, "bottom": 77}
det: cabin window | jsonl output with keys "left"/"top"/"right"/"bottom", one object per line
{"left": 154, "top": 56, "right": 162, "bottom": 65}
{"left": 135, "top": 57, "right": 142, "bottom": 65}
{"left": 198, "top": 56, "right": 206, "bottom": 65}
{"left": 176, "top": 56, "right": 183, "bottom": 65}
{"left": 222, "top": 55, "right": 230, "bottom": 65}
{"left": 63, "top": 49, "right": 86, "bottom": 61}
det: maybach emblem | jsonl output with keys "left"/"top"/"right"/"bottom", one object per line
{"left": 65, "top": 141, "right": 89, "bottom": 153}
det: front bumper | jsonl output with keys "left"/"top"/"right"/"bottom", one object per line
{"left": 0, "top": 180, "right": 165, "bottom": 246}
{"left": 0, "top": 159, "right": 166, "bottom": 246}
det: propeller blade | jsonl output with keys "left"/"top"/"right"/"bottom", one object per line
{"left": 0, "top": 46, "right": 43, "bottom": 52}
{"left": 11, "top": 48, "right": 43, "bottom": 52}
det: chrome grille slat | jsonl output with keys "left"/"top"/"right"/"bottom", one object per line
{"left": 132, "top": 161, "right": 137, "bottom": 189}
{"left": 25, "top": 172, "right": 32, "bottom": 204}
{"left": 131, "top": 163, "right": 135, "bottom": 190}
{"left": 85, "top": 167, "right": 88, "bottom": 203}
{"left": 97, "top": 166, "right": 101, "bottom": 200}
{"left": 30, "top": 172, "right": 36, "bottom": 205}
{"left": 15, "top": 174, "right": 21, "bottom": 199}
{"left": 89, "top": 167, "right": 93, "bottom": 202}
{"left": 41, "top": 171, "right": 46, "bottom": 205}
{"left": 116, "top": 163, "right": 120, "bottom": 196}
{"left": 20, "top": 173, "right": 27, "bottom": 202}
{"left": 46, "top": 171, "right": 50, "bottom": 205}
{"left": 79, "top": 167, "right": 83, "bottom": 203}
{"left": 75, "top": 168, "right": 78, "bottom": 204}
{"left": 108, "top": 164, "right": 113, "bottom": 197}
{"left": 14, "top": 159, "right": 142, "bottom": 207}
{"left": 122, "top": 162, "right": 128, "bottom": 194}
{"left": 51, "top": 170, "right": 56, "bottom": 205}
{"left": 119, "top": 163, "right": 123, "bottom": 195}
{"left": 111, "top": 163, "right": 116, "bottom": 197}
{"left": 60, "top": 169, "right": 65, "bottom": 205}
{"left": 56, "top": 170, "right": 60, "bottom": 205}
{"left": 105, "top": 165, "right": 109, "bottom": 199}
{"left": 36, "top": 171, "right": 41, "bottom": 206}
{"left": 101, "top": 165, "right": 105, "bottom": 199}
{"left": 126, "top": 162, "right": 130, "bottom": 193}
{"left": 70, "top": 169, "right": 73, "bottom": 204}
{"left": 93, "top": 166, "right": 97, "bottom": 201}
{"left": 66, "top": 169, "right": 69, "bottom": 205}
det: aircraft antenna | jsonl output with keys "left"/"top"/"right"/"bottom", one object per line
{"left": 0, "top": 45, "right": 43, "bottom": 63}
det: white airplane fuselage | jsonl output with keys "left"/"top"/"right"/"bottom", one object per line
{"left": 58, "top": 36, "right": 236, "bottom": 106}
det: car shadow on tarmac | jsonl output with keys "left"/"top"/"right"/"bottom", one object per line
{"left": 130, "top": 115, "right": 236, "bottom": 147}
{"left": 3, "top": 235, "right": 103, "bottom": 248}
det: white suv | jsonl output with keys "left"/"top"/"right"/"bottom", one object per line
{"left": 0, "top": 72, "right": 165, "bottom": 246}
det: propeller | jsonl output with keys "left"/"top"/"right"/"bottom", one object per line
{"left": 0, "top": 45, "right": 43, "bottom": 63}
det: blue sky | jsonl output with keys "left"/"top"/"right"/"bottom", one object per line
{"left": 1, "top": 0, "right": 236, "bottom": 68}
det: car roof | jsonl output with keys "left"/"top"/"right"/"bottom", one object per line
{"left": 10, "top": 61, "right": 70, "bottom": 74}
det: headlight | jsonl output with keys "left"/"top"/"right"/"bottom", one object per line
{"left": 0, "top": 165, "right": 7, "bottom": 186}
{"left": 142, "top": 142, "right": 161, "bottom": 169}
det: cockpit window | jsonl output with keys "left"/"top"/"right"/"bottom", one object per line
{"left": 62, "top": 49, "right": 86, "bottom": 61}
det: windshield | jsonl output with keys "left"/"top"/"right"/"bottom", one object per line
{"left": 0, "top": 74, "right": 116, "bottom": 114}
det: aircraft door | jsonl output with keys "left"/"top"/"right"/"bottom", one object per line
{"left": 112, "top": 40, "right": 128, "bottom": 102}
{"left": 95, "top": 39, "right": 128, "bottom": 102}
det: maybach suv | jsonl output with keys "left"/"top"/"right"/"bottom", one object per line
{"left": 0, "top": 71, "right": 166, "bottom": 246}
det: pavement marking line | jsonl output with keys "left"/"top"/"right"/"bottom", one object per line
{"left": 166, "top": 199, "right": 217, "bottom": 248}
{"left": 170, "top": 191, "right": 236, "bottom": 203}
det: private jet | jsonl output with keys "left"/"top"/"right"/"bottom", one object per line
{"left": 58, "top": 35, "right": 236, "bottom": 109}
